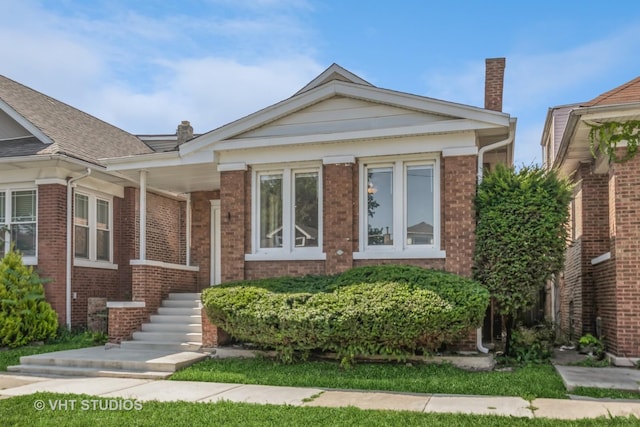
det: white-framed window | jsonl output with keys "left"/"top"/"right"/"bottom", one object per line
{"left": 0, "top": 188, "right": 37, "bottom": 263}
{"left": 248, "top": 165, "right": 324, "bottom": 260}
{"left": 74, "top": 190, "right": 114, "bottom": 267}
{"left": 355, "top": 156, "right": 444, "bottom": 259}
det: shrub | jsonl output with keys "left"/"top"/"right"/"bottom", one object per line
{"left": 203, "top": 265, "right": 489, "bottom": 364}
{"left": 0, "top": 250, "right": 58, "bottom": 347}
{"left": 509, "top": 323, "right": 555, "bottom": 364}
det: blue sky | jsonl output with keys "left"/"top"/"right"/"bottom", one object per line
{"left": 2, "top": 0, "right": 640, "bottom": 165}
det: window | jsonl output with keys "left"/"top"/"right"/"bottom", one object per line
{"left": 74, "top": 191, "right": 112, "bottom": 264}
{"left": 0, "top": 189, "right": 37, "bottom": 260}
{"left": 252, "top": 167, "right": 322, "bottom": 258}
{"left": 359, "top": 158, "right": 442, "bottom": 258}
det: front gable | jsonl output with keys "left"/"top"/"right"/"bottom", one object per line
{"left": 180, "top": 75, "right": 510, "bottom": 162}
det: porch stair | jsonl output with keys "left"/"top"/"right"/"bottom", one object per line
{"left": 6, "top": 293, "right": 207, "bottom": 379}
{"left": 120, "top": 292, "right": 203, "bottom": 352}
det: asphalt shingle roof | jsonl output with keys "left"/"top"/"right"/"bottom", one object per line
{"left": 584, "top": 76, "right": 640, "bottom": 107}
{"left": 0, "top": 75, "right": 152, "bottom": 164}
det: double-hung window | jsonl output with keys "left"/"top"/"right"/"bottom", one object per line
{"left": 74, "top": 191, "right": 113, "bottom": 266}
{"left": 0, "top": 189, "right": 37, "bottom": 262}
{"left": 357, "top": 157, "right": 444, "bottom": 258}
{"left": 250, "top": 166, "right": 323, "bottom": 259}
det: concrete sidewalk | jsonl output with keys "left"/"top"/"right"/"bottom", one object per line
{"left": 1, "top": 374, "right": 640, "bottom": 420}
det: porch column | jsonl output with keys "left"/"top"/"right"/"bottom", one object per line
{"left": 186, "top": 193, "right": 192, "bottom": 266}
{"left": 139, "top": 170, "right": 147, "bottom": 261}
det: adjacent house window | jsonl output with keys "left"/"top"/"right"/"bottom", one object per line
{"left": 0, "top": 189, "right": 37, "bottom": 261}
{"left": 253, "top": 167, "right": 322, "bottom": 257}
{"left": 74, "top": 191, "right": 113, "bottom": 264}
{"left": 359, "top": 158, "right": 441, "bottom": 258}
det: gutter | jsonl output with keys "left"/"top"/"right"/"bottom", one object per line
{"left": 66, "top": 168, "right": 92, "bottom": 328}
{"left": 475, "top": 118, "right": 516, "bottom": 353}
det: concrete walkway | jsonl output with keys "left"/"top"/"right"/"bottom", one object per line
{"left": 1, "top": 374, "right": 639, "bottom": 420}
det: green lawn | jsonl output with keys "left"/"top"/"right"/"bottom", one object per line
{"left": 0, "top": 331, "right": 102, "bottom": 371}
{"left": 171, "top": 357, "right": 568, "bottom": 399}
{"left": 1, "top": 393, "right": 637, "bottom": 427}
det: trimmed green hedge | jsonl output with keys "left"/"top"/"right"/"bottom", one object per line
{"left": 203, "top": 265, "right": 489, "bottom": 363}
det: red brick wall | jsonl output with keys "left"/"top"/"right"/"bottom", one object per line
{"left": 201, "top": 306, "right": 230, "bottom": 347}
{"left": 119, "top": 187, "right": 138, "bottom": 294}
{"left": 442, "top": 155, "right": 476, "bottom": 277}
{"left": 37, "top": 184, "right": 67, "bottom": 325}
{"left": 131, "top": 264, "right": 198, "bottom": 318}
{"left": 108, "top": 306, "right": 147, "bottom": 343}
{"left": 245, "top": 260, "right": 326, "bottom": 280}
{"left": 71, "top": 267, "right": 121, "bottom": 326}
{"left": 609, "top": 152, "right": 640, "bottom": 357}
{"left": 593, "top": 258, "right": 617, "bottom": 354}
{"left": 324, "top": 163, "right": 355, "bottom": 274}
{"left": 146, "top": 192, "right": 186, "bottom": 265}
{"left": 220, "top": 170, "right": 247, "bottom": 282}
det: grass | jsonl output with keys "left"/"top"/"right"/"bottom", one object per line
{"left": 171, "top": 357, "right": 568, "bottom": 399}
{"left": 0, "top": 330, "right": 103, "bottom": 371}
{"left": 571, "top": 387, "right": 640, "bottom": 400}
{"left": 1, "top": 392, "right": 637, "bottom": 426}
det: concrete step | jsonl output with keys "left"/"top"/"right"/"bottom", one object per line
{"left": 149, "top": 314, "right": 202, "bottom": 324}
{"left": 119, "top": 341, "right": 202, "bottom": 352}
{"left": 157, "top": 307, "right": 201, "bottom": 316}
{"left": 141, "top": 323, "right": 202, "bottom": 333}
{"left": 132, "top": 331, "right": 202, "bottom": 343}
{"left": 6, "top": 364, "right": 173, "bottom": 379}
{"left": 168, "top": 293, "right": 201, "bottom": 300}
{"left": 162, "top": 299, "right": 202, "bottom": 308}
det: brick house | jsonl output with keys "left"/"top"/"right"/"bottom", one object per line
{"left": 541, "top": 76, "right": 640, "bottom": 364}
{"left": 1, "top": 60, "right": 515, "bottom": 351}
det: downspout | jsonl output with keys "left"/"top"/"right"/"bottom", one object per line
{"left": 66, "top": 168, "right": 91, "bottom": 328}
{"left": 475, "top": 119, "right": 516, "bottom": 353}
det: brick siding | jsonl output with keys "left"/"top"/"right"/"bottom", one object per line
{"left": 131, "top": 264, "right": 198, "bottom": 319}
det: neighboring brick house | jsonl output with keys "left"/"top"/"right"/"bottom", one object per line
{"left": 0, "top": 75, "right": 197, "bottom": 330}
{"left": 1, "top": 60, "right": 515, "bottom": 351}
{"left": 541, "top": 76, "right": 640, "bottom": 363}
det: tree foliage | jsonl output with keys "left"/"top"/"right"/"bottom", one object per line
{"left": 0, "top": 250, "right": 58, "bottom": 347}
{"left": 473, "top": 164, "right": 572, "bottom": 355}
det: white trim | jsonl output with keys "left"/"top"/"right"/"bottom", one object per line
{"left": 0, "top": 187, "right": 38, "bottom": 262}
{"left": 139, "top": 170, "right": 147, "bottom": 261}
{"left": 217, "top": 162, "right": 247, "bottom": 172}
{"left": 591, "top": 252, "right": 611, "bottom": 265}
{"left": 214, "top": 119, "right": 494, "bottom": 152}
{"left": 358, "top": 156, "right": 442, "bottom": 257}
{"left": 129, "top": 259, "right": 200, "bottom": 272}
{"left": 251, "top": 166, "right": 323, "bottom": 258}
{"left": 34, "top": 178, "right": 68, "bottom": 186}
{"left": 23, "top": 256, "right": 37, "bottom": 265}
{"left": 352, "top": 250, "right": 446, "bottom": 260}
{"left": 74, "top": 259, "right": 118, "bottom": 270}
{"left": 0, "top": 98, "right": 54, "bottom": 145}
{"left": 73, "top": 189, "right": 114, "bottom": 264}
{"left": 442, "top": 147, "right": 478, "bottom": 157}
{"left": 245, "top": 252, "right": 327, "bottom": 261}
{"left": 106, "top": 301, "right": 145, "bottom": 309}
{"left": 181, "top": 79, "right": 510, "bottom": 156}
{"left": 322, "top": 155, "right": 356, "bottom": 165}
{"left": 102, "top": 150, "right": 214, "bottom": 171}
{"left": 210, "top": 200, "right": 221, "bottom": 285}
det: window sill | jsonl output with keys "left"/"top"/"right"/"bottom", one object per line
{"left": 74, "top": 259, "right": 119, "bottom": 270}
{"left": 245, "top": 252, "right": 327, "bottom": 261}
{"left": 353, "top": 249, "right": 446, "bottom": 260}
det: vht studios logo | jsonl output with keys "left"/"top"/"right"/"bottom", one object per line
{"left": 34, "top": 399, "right": 143, "bottom": 411}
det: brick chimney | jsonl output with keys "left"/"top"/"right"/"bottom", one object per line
{"left": 176, "top": 120, "right": 193, "bottom": 146}
{"left": 484, "top": 58, "right": 506, "bottom": 112}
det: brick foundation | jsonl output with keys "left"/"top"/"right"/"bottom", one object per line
{"left": 201, "top": 307, "right": 230, "bottom": 347}
{"left": 107, "top": 303, "right": 147, "bottom": 343}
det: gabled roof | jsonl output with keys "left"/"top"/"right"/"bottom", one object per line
{"left": 0, "top": 75, "right": 152, "bottom": 164}
{"left": 584, "top": 76, "right": 640, "bottom": 107}
{"left": 180, "top": 64, "right": 511, "bottom": 157}
{"left": 294, "top": 63, "right": 373, "bottom": 95}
